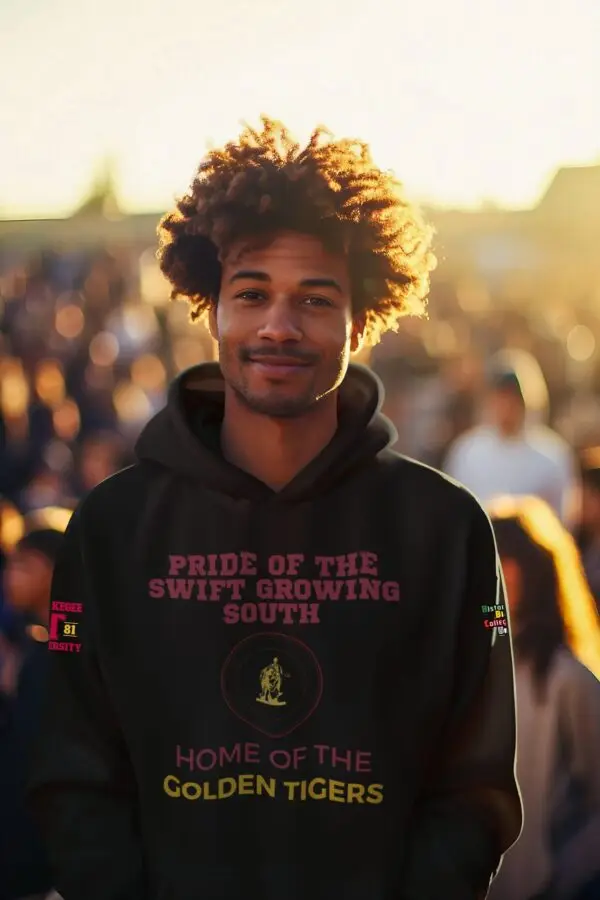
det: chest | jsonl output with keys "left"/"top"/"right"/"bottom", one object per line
{"left": 91, "top": 485, "right": 467, "bottom": 729}
{"left": 95, "top": 481, "right": 468, "bottom": 642}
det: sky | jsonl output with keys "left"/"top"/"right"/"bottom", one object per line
{"left": 0, "top": 0, "right": 598, "bottom": 218}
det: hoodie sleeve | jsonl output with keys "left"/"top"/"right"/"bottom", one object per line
{"left": 27, "top": 508, "right": 146, "bottom": 900}
{"left": 399, "top": 501, "right": 523, "bottom": 900}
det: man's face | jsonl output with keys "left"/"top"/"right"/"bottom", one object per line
{"left": 4, "top": 549, "right": 53, "bottom": 615}
{"left": 210, "top": 231, "right": 362, "bottom": 419}
{"left": 488, "top": 388, "right": 525, "bottom": 435}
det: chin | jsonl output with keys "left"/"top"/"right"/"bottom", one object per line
{"left": 242, "top": 390, "right": 316, "bottom": 420}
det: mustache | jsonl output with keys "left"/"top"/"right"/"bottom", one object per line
{"left": 239, "top": 346, "right": 320, "bottom": 364}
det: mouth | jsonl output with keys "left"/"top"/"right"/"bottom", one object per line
{"left": 247, "top": 357, "right": 314, "bottom": 378}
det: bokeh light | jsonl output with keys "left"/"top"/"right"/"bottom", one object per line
{"left": 567, "top": 325, "right": 596, "bottom": 362}
{"left": 113, "top": 381, "right": 152, "bottom": 423}
{"left": 89, "top": 331, "right": 120, "bottom": 367}
{"left": 173, "top": 338, "right": 202, "bottom": 372}
{"left": 131, "top": 354, "right": 166, "bottom": 393}
{"left": 44, "top": 439, "right": 74, "bottom": 474}
{"left": 424, "top": 321, "right": 461, "bottom": 358}
{"left": 106, "top": 302, "right": 159, "bottom": 354}
{"left": 0, "top": 500, "right": 25, "bottom": 552}
{"left": 52, "top": 399, "right": 81, "bottom": 441}
{"left": 55, "top": 304, "right": 85, "bottom": 340}
{"left": 0, "top": 358, "right": 30, "bottom": 418}
{"left": 35, "top": 359, "right": 66, "bottom": 408}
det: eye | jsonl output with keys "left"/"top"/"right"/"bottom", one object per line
{"left": 303, "top": 295, "right": 334, "bottom": 308}
{"left": 236, "top": 290, "right": 266, "bottom": 303}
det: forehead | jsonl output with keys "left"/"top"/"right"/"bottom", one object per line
{"left": 222, "top": 231, "right": 350, "bottom": 284}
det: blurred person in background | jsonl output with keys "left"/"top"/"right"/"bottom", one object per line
{"left": 488, "top": 495, "right": 600, "bottom": 900}
{"left": 0, "top": 499, "right": 26, "bottom": 636}
{"left": 0, "top": 520, "right": 68, "bottom": 900}
{"left": 72, "top": 431, "right": 129, "bottom": 496}
{"left": 444, "top": 351, "right": 577, "bottom": 525}
{"left": 0, "top": 378, "right": 54, "bottom": 508}
{"left": 28, "top": 117, "right": 521, "bottom": 900}
{"left": 575, "top": 447, "right": 600, "bottom": 610}
{"left": 0, "top": 242, "right": 159, "bottom": 508}
{"left": 18, "top": 463, "right": 71, "bottom": 515}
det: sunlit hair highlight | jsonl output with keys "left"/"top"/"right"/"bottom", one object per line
{"left": 489, "top": 494, "right": 600, "bottom": 682}
{"left": 156, "top": 116, "right": 436, "bottom": 346}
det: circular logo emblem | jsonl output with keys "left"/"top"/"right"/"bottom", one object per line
{"left": 221, "top": 632, "right": 323, "bottom": 738}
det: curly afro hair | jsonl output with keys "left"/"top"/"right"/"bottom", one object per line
{"left": 157, "top": 117, "right": 436, "bottom": 346}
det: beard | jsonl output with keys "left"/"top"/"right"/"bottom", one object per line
{"left": 218, "top": 339, "right": 347, "bottom": 420}
{"left": 230, "top": 380, "right": 319, "bottom": 419}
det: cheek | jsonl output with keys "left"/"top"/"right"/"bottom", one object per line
{"left": 306, "top": 315, "right": 353, "bottom": 351}
{"left": 214, "top": 305, "right": 250, "bottom": 349}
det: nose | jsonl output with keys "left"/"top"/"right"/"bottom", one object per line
{"left": 256, "top": 298, "right": 303, "bottom": 343}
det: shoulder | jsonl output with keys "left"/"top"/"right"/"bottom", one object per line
{"left": 377, "top": 448, "right": 491, "bottom": 527}
{"left": 82, "top": 461, "right": 155, "bottom": 504}
{"left": 76, "top": 461, "right": 166, "bottom": 533}
{"left": 528, "top": 426, "right": 574, "bottom": 468}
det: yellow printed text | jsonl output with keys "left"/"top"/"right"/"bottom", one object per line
{"left": 282, "top": 778, "right": 384, "bottom": 804}
{"left": 163, "top": 774, "right": 384, "bottom": 804}
{"left": 164, "top": 773, "right": 276, "bottom": 800}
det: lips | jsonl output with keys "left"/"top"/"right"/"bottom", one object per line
{"left": 248, "top": 357, "right": 312, "bottom": 367}
{"left": 247, "top": 357, "right": 313, "bottom": 378}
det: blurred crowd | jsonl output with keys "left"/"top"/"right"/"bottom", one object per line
{"left": 0, "top": 243, "right": 215, "bottom": 897}
{"left": 2, "top": 237, "right": 600, "bottom": 898}
{"left": 0, "top": 244, "right": 216, "bottom": 522}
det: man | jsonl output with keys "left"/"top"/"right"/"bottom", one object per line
{"left": 444, "top": 355, "right": 577, "bottom": 525}
{"left": 73, "top": 432, "right": 128, "bottom": 497}
{"left": 1, "top": 523, "right": 68, "bottom": 900}
{"left": 29, "top": 118, "right": 522, "bottom": 900}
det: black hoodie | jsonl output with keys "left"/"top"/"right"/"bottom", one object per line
{"left": 28, "top": 363, "right": 522, "bottom": 900}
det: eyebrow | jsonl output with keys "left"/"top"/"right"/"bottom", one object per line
{"left": 229, "top": 270, "right": 343, "bottom": 294}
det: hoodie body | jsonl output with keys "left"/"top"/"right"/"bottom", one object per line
{"left": 28, "top": 364, "right": 522, "bottom": 900}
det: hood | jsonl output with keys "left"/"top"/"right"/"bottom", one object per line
{"left": 135, "top": 362, "right": 396, "bottom": 502}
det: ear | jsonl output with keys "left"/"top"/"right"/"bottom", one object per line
{"left": 207, "top": 302, "right": 218, "bottom": 341}
{"left": 350, "top": 316, "right": 365, "bottom": 355}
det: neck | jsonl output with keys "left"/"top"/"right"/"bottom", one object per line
{"left": 498, "top": 420, "right": 524, "bottom": 438}
{"left": 220, "top": 391, "right": 339, "bottom": 490}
